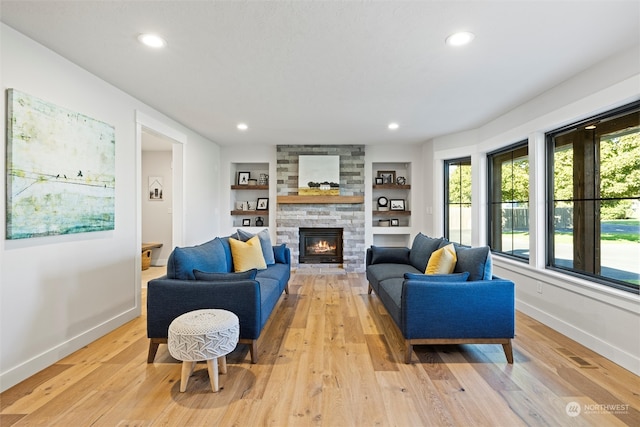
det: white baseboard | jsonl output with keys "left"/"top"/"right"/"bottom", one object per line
{"left": 516, "top": 299, "right": 640, "bottom": 375}
{"left": 0, "top": 307, "right": 139, "bottom": 393}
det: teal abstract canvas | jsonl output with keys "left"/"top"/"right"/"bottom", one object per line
{"left": 6, "top": 89, "right": 115, "bottom": 239}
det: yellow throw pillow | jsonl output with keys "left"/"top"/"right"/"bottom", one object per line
{"left": 425, "top": 243, "right": 457, "bottom": 274}
{"left": 229, "top": 235, "right": 267, "bottom": 272}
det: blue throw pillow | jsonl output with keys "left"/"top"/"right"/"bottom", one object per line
{"left": 166, "top": 238, "right": 228, "bottom": 280}
{"left": 370, "top": 246, "right": 411, "bottom": 264}
{"left": 454, "top": 246, "right": 492, "bottom": 281}
{"left": 193, "top": 268, "right": 257, "bottom": 281}
{"left": 273, "top": 243, "right": 288, "bottom": 264}
{"left": 236, "top": 228, "right": 276, "bottom": 265}
{"left": 404, "top": 272, "right": 470, "bottom": 282}
{"left": 409, "top": 233, "right": 444, "bottom": 272}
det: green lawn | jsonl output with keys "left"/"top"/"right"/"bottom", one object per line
{"left": 554, "top": 219, "right": 640, "bottom": 243}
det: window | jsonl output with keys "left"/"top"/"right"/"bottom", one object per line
{"left": 547, "top": 101, "right": 639, "bottom": 293}
{"left": 445, "top": 158, "right": 472, "bottom": 245}
{"left": 488, "top": 141, "right": 529, "bottom": 260}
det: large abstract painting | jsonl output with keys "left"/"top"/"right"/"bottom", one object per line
{"left": 6, "top": 89, "right": 115, "bottom": 239}
{"left": 298, "top": 155, "right": 340, "bottom": 196}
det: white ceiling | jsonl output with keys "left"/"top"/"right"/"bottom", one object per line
{"left": 1, "top": 1, "right": 638, "bottom": 146}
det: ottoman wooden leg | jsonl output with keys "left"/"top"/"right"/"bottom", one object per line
{"left": 207, "top": 358, "right": 220, "bottom": 392}
{"left": 219, "top": 356, "right": 227, "bottom": 374}
{"left": 180, "top": 361, "right": 195, "bottom": 392}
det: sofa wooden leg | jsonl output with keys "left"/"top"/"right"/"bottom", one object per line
{"left": 368, "top": 284, "right": 373, "bottom": 294}
{"left": 147, "top": 339, "right": 163, "bottom": 363}
{"left": 502, "top": 340, "right": 514, "bottom": 364}
{"left": 284, "top": 283, "right": 290, "bottom": 295}
{"left": 404, "top": 341, "right": 413, "bottom": 364}
{"left": 250, "top": 340, "right": 258, "bottom": 364}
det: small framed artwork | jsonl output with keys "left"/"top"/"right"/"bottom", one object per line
{"left": 390, "top": 219, "right": 399, "bottom": 226}
{"left": 242, "top": 218, "right": 251, "bottom": 226}
{"left": 149, "top": 176, "right": 164, "bottom": 200}
{"left": 374, "top": 177, "right": 384, "bottom": 185}
{"left": 238, "top": 172, "right": 251, "bottom": 185}
{"left": 256, "top": 198, "right": 269, "bottom": 210}
{"left": 377, "top": 170, "right": 396, "bottom": 185}
{"left": 390, "top": 199, "right": 405, "bottom": 211}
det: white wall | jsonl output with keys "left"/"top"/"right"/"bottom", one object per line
{"left": 142, "top": 151, "right": 173, "bottom": 265}
{"left": 427, "top": 46, "right": 640, "bottom": 375}
{"left": 0, "top": 24, "right": 221, "bottom": 391}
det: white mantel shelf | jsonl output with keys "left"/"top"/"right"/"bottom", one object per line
{"left": 277, "top": 195, "right": 364, "bottom": 204}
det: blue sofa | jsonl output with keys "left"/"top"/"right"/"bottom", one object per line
{"left": 147, "top": 232, "right": 291, "bottom": 364}
{"left": 366, "top": 233, "right": 515, "bottom": 364}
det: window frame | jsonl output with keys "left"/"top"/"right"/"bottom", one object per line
{"left": 545, "top": 100, "right": 640, "bottom": 294}
{"left": 444, "top": 157, "right": 472, "bottom": 245}
{"left": 487, "top": 140, "right": 530, "bottom": 262}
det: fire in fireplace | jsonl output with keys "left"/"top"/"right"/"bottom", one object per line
{"left": 299, "top": 227, "right": 343, "bottom": 264}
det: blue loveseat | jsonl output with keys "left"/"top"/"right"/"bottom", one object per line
{"left": 147, "top": 230, "right": 290, "bottom": 364}
{"left": 366, "top": 233, "right": 515, "bottom": 364}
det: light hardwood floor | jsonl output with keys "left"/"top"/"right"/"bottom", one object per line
{"left": 1, "top": 271, "right": 639, "bottom": 426}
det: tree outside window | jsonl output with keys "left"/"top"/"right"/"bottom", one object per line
{"left": 488, "top": 142, "right": 529, "bottom": 260}
{"left": 548, "top": 102, "right": 639, "bottom": 293}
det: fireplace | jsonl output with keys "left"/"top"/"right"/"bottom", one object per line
{"left": 299, "top": 227, "right": 343, "bottom": 264}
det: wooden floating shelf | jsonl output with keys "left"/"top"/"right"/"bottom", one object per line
{"left": 231, "top": 210, "right": 269, "bottom": 215}
{"left": 373, "top": 184, "right": 411, "bottom": 190}
{"left": 277, "top": 195, "right": 364, "bottom": 204}
{"left": 372, "top": 210, "right": 411, "bottom": 216}
{"left": 231, "top": 185, "right": 269, "bottom": 190}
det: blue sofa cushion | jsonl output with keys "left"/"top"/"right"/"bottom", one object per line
{"left": 404, "top": 271, "right": 470, "bottom": 282}
{"left": 257, "top": 277, "right": 281, "bottom": 327}
{"left": 454, "top": 246, "right": 492, "bottom": 281}
{"left": 273, "top": 244, "right": 288, "bottom": 264}
{"left": 256, "top": 263, "right": 291, "bottom": 293}
{"left": 370, "top": 246, "right": 411, "bottom": 265}
{"left": 409, "top": 233, "right": 445, "bottom": 272}
{"left": 219, "top": 237, "right": 234, "bottom": 272}
{"left": 377, "top": 278, "right": 404, "bottom": 327}
{"left": 193, "top": 268, "right": 257, "bottom": 281}
{"left": 167, "top": 238, "right": 228, "bottom": 280}
{"left": 366, "top": 263, "right": 421, "bottom": 290}
{"left": 236, "top": 229, "right": 276, "bottom": 265}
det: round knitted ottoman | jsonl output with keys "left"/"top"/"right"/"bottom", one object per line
{"left": 168, "top": 309, "right": 239, "bottom": 392}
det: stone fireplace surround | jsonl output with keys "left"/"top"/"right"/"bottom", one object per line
{"left": 276, "top": 145, "right": 365, "bottom": 272}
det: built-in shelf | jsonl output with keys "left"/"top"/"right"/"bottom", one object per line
{"left": 277, "top": 195, "right": 364, "bottom": 204}
{"left": 231, "top": 163, "right": 270, "bottom": 227}
{"left": 231, "top": 185, "right": 269, "bottom": 190}
{"left": 372, "top": 184, "right": 411, "bottom": 190}
{"left": 372, "top": 210, "right": 411, "bottom": 216}
{"left": 231, "top": 210, "right": 269, "bottom": 215}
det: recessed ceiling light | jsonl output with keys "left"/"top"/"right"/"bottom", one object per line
{"left": 138, "top": 33, "right": 166, "bottom": 48}
{"left": 445, "top": 31, "right": 475, "bottom": 47}
{"left": 585, "top": 125, "right": 597, "bottom": 130}
{"left": 388, "top": 122, "right": 399, "bottom": 130}
{"left": 237, "top": 123, "right": 249, "bottom": 131}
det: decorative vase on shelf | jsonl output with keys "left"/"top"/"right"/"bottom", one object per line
{"left": 259, "top": 174, "right": 269, "bottom": 185}
{"left": 255, "top": 216, "right": 264, "bottom": 227}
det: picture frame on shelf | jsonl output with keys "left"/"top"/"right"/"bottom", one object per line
{"left": 237, "top": 172, "right": 250, "bottom": 185}
{"left": 377, "top": 170, "right": 396, "bottom": 184}
{"left": 256, "top": 197, "right": 269, "bottom": 210}
{"left": 390, "top": 199, "right": 405, "bottom": 211}
{"left": 374, "top": 177, "right": 384, "bottom": 185}
{"left": 390, "top": 218, "right": 399, "bottom": 226}
{"left": 242, "top": 218, "right": 251, "bottom": 226}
